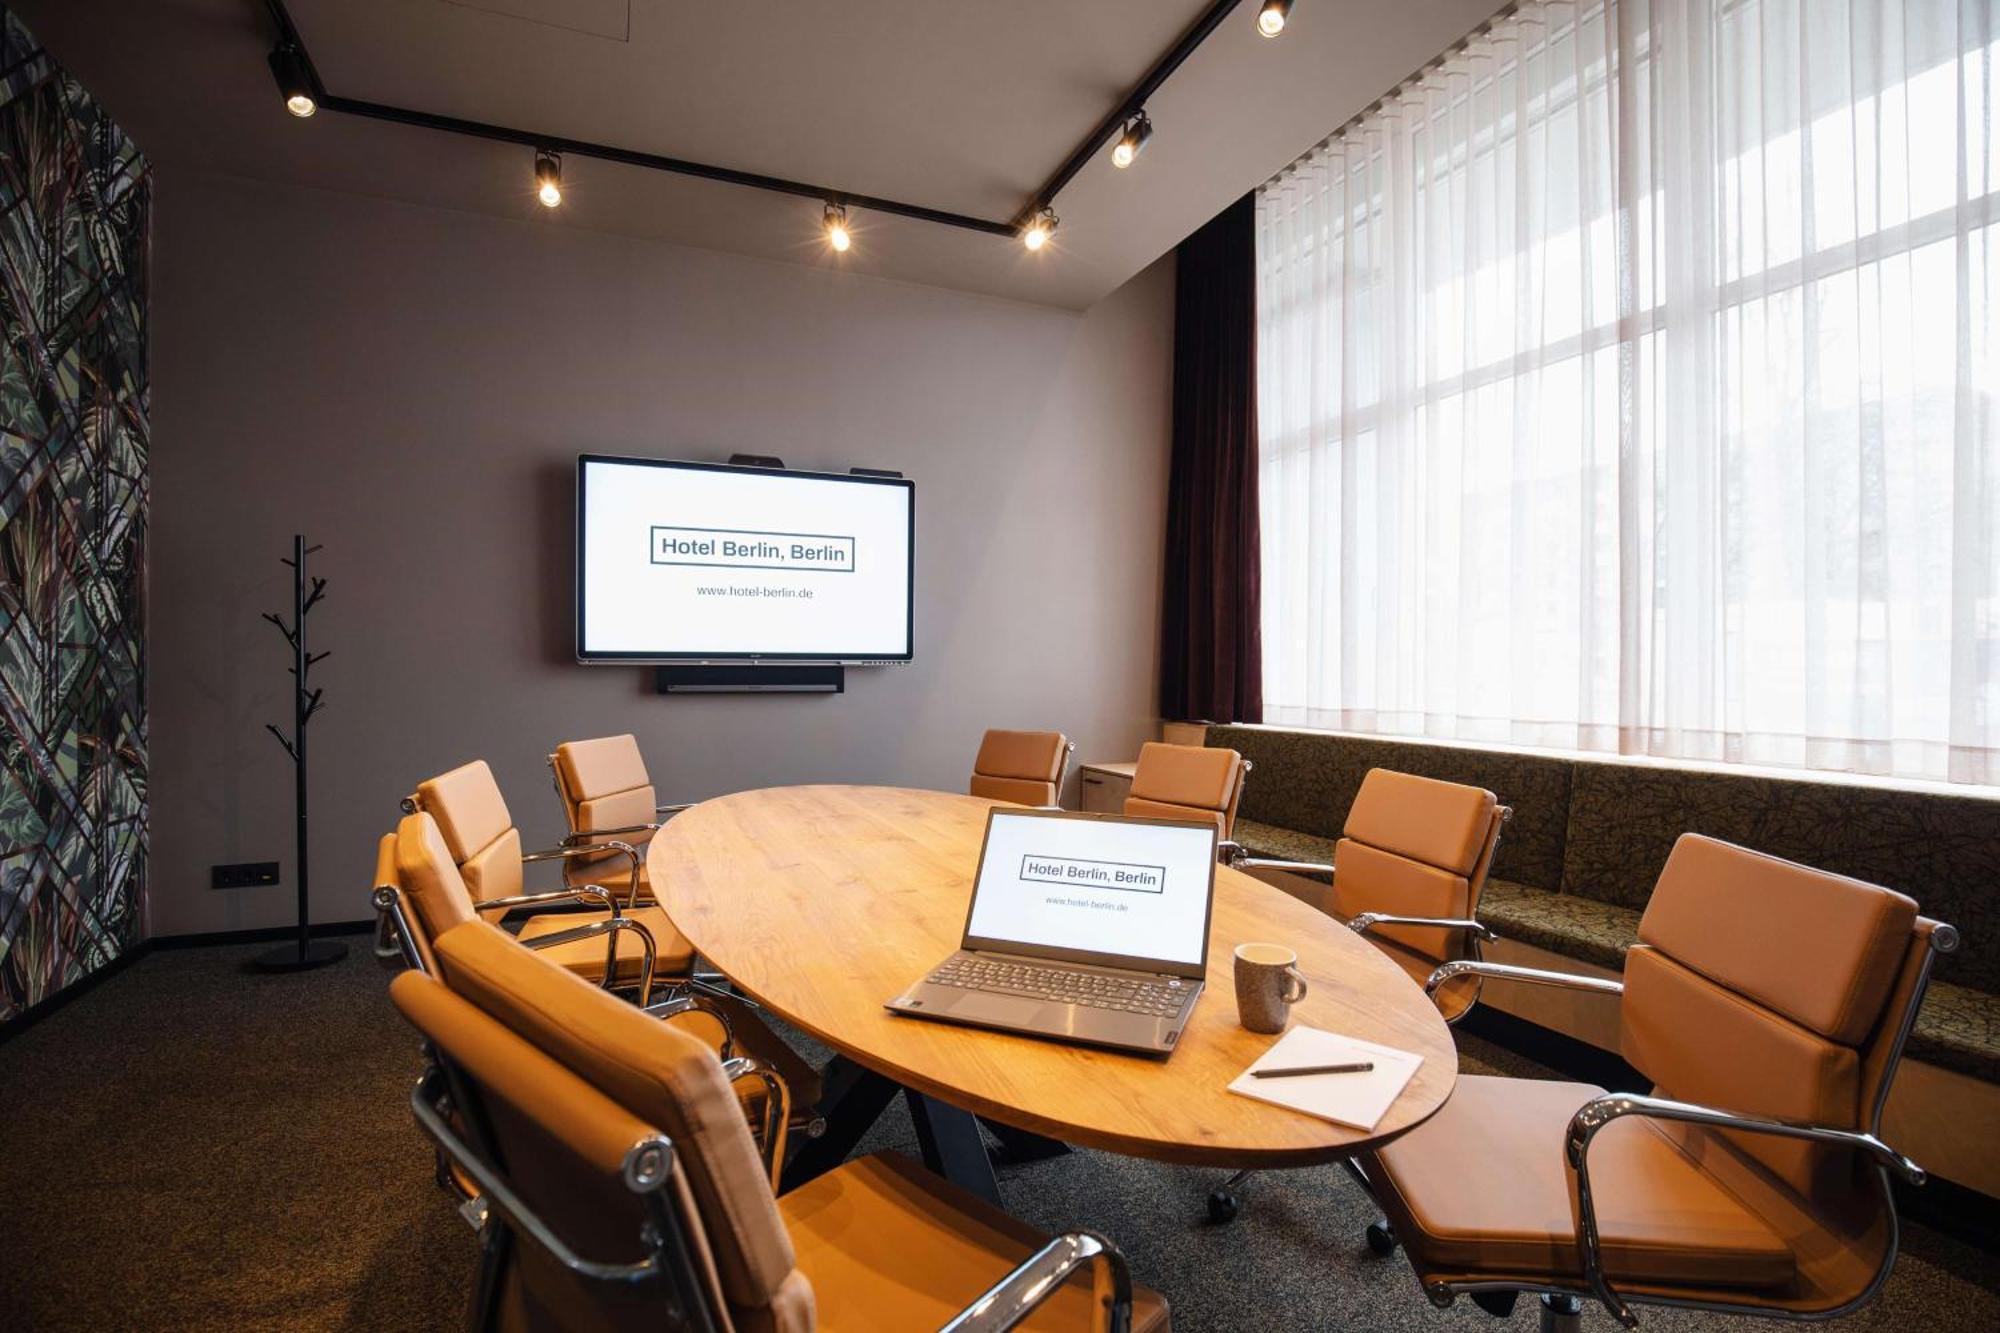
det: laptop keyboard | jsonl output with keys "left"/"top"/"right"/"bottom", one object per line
{"left": 926, "top": 956, "right": 1188, "bottom": 1018}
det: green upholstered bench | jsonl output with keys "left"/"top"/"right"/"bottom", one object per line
{"left": 1213, "top": 724, "right": 2000, "bottom": 1094}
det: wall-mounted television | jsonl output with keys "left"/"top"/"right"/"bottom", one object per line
{"left": 575, "top": 454, "right": 915, "bottom": 663}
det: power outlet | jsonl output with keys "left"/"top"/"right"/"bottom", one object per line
{"left": 211, "top": 861, "right": 281, "bottom": 889}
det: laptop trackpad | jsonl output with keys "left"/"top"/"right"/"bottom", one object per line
{"left": 932, "top": 988, "right": 1065, "bottom": 1028}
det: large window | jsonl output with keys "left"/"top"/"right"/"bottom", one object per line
{"left": 1257, "top": 0, "right": 1999, "bottom": 783}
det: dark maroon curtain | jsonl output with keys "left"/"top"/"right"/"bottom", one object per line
{"left": 1159, "top": 193, "right": 1261, "bottom": 724}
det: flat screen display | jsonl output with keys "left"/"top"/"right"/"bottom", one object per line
{"left": 575, "top": 455, "right": 914, "bottom": 661}
{"left": 962, "top": 811, "right": 1219, "bottom": 975}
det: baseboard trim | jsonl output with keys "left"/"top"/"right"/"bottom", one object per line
{"left": 150, "top": 919, "right": 375, "bottom": 950}
{"left": 2, "top": 920, "right": 378, "bottom": 1045}
{"left": 0, "top": 944, "right": 153, "bottom": 1046}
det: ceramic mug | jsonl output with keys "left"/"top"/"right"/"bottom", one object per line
{"left": 1234, "top": 942, "right": 1309, "bottom": 1033}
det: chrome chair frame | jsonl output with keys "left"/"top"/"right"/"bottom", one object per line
{"left": 409, "top": 1059, "right": 1135, "bottom": 1333}
{"left": 1026, "top": 741, "right": 1080, "bottom": 810}
{"left": 1390, "top": 923, "right": 1959, "bottom": 1331}
{"left": 718, "top": 1053, "right": 792, "bottom": 1188}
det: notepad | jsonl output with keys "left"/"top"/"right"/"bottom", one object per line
{"left": 1227, "top": 1026, "right": 1424, "bottom": 1131}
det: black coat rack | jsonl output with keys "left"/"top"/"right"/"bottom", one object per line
{"left": 251, "top": 534, "right": 346, "bottom": 972}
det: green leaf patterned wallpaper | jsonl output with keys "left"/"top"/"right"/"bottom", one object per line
{"left": 0, "top": 6, "right": 148, "bottom": 1024}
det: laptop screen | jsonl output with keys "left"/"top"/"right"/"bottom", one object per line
{"left": 961, "top": 809, "right": 1218, "bottom": 976}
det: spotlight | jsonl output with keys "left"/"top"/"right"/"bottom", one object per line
{"left": 1022, "top": 206, "right": 1057, "bottom": 252}
{"left": 1110, "top": 110, "right": 1153, "bottom": 169}
{"left": 824, "top": 201, "right": 852, "bottom": 252}
{"left": 1257, "top": 0, "right": 1294, "bottom": 38}
{"left": 535, "top": 150, "right": 563, "bottom": 207}
{"left": 267, "top": 43, "right": 316, "bottom": 118}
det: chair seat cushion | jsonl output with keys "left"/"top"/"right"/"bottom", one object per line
{"left": 780, "top": 1152, "right": 1170, "bottom": 1332}
{"left": 1368, "top": 1075, "right": 1795, "bottom": 1290}
{"left": 515, "top": 905, "right": 697, "bottom": 981}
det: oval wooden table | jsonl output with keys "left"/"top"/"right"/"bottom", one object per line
{"left": 652, "top": 785, "right": 1457, "bottom": 1198}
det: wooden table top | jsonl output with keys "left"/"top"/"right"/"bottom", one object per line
{"left": 651, "top": 785, "right": 1457, "bottom": 1167}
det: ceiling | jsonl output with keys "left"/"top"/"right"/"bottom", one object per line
{"left": 14, "top": 0, "right": 1503, "bottom": 310}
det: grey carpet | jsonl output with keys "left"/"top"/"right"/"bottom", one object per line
{"left": 0, "top": 941, "right": 1993, "bottom": 1331}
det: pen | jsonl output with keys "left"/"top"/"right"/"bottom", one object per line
{"left": 1251, "top": 1061, "right": 1375, "bottom": 1079}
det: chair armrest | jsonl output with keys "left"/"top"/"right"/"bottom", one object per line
{"left": 519, "top": 914, "right": 658, "bottom": 1006}
{"left": 409, "top": 1064, "right": 673, "bottom": 1288}
{"left": 645, "top": 993, "right": 736, "bottom": 1062}
{"left": 474, "top": 882, "right": 617, "bottom": 915}
{"left": 938, "top": 1230, "right": 1135, "bottom": 1333}
{"left": 560, "top": 824, "right": 663, "bottom": 842}
{"left": 1424, "top": 959, "right": 1624, "bottom": 1004}
{"left": 1562, "top": 1091, "right": 1924, "bottom": 1327}
{"left": 1234, "top": 855, "right": 1336, "bottom": 879}
{"left": 524, "top": 840, "right": 644, "bottom": 912}
{"left": 719, "top": 1054, "right": 791, "bottom": 1189}
{"left": 1351, "top": 913, "right": 1496, "bottom": 943}
{"left": 1219, "top": 840, "right": 1337, "bottom": 878}
{"left": 373, "top": 886, "right": 427, "bottom": 974}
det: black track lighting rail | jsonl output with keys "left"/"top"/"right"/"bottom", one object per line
{"left": 1015, "top": 0, "right": 1248, "bottom": 226}
{"left": 259, "top": 0, "right": 1255, "bottom": 241}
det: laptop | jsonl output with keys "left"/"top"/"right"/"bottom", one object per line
{"left": 884, "top": 807, "right": 1219, "bottom": 1056}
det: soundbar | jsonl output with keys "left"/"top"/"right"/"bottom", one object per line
{"left": 655, "top": 664, "right": 845, "bottom": 694}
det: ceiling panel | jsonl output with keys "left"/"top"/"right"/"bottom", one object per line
{"left": 13, "top": 0, "right": 1504, "bottom": 309}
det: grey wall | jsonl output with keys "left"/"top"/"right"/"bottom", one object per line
{"left": 148, "top": 172, "right": 1175, "bottom": 937}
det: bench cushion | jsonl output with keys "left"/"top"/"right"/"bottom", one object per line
{"left": 1232, "top": 817, "right": 1335, "bottom": 868}
{"left": 1208, "top": 725, "right": 1574, "bottom": 890}
{"left": 1480, "top": 879, "right": 1641, "bottom": 972}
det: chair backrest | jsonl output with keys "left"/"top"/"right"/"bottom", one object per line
{"left": 406, "top": 760, "right": 523, "bottom": 903}
{"left": 1332, "top": 769, "right": 1504, "bottom": 962}
{"left": 1124, "top": 741, "right": 1247, "bottom": 837}
{"left": 968, "top": 729, "right": 1071, "bottom": 806}
{"left": 392, "top": 810, "right": 485, "bottom": 948}
{"left": 1621, "top": 834, "right": 1939, "bottom": 1209}
{"left": 374, "top": 830, "right": 440, "bottom": 977}
{"left": 550, "top": 734, "right": 658, "bottom": 866}
{"left": 398, "top": 918, "right": 812, "bottom": 1333}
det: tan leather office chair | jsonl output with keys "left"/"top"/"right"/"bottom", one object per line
{"left": 1123, "top": 741, "right": 1249, "bottom": 840}
{"left": 403, "top": 760, "right": 700, "bottom": 999}
{"left": 969, "top": 729, "right": 1074, "bottom": 807}
{"left": 547, "top": 734, "right": 692, "bottom": 907}
{"left": 1353, "top": 834, "right": 1955, "bottom": 1331}
{"left": 392, "top": 916, "right": 1169, "bottom": 1331}
{"left": 1231, "top": 768, "right": 1510, "bottom": 1022}
{"left": 1206, "top": 769, "right": 1510, "bottom": 1224}
{"left": 370, "top": 823, "right": 737, "bottom": 1199}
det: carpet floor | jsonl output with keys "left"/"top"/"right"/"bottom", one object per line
{"left": 1, "top": 940, "right": 1994, "bottom": 1331}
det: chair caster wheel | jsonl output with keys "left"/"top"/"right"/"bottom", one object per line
{"left": 1206, "top": 1191, "right": 1240, "bottom": 1224}
{"left": 1365, "top": 1219, "right": 1398, "bottom": 1256}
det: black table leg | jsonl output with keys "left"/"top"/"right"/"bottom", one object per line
{"left": 979, "top": 1117, "right": 1073, "bottom": 1164}
{"left": 906, "top": 1089, "right": 1002, "bottom": 1207}
{"left": 779, "top": 1056, "right": 898, "bottom": 1192}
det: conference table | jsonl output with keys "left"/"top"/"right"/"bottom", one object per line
{"left": 651, "top": 785, "right": 1457, "bottom": 1202}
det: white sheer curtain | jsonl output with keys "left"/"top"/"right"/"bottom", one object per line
{"left": 1257, "top": 0, "right": 1999, "bottom": 783}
